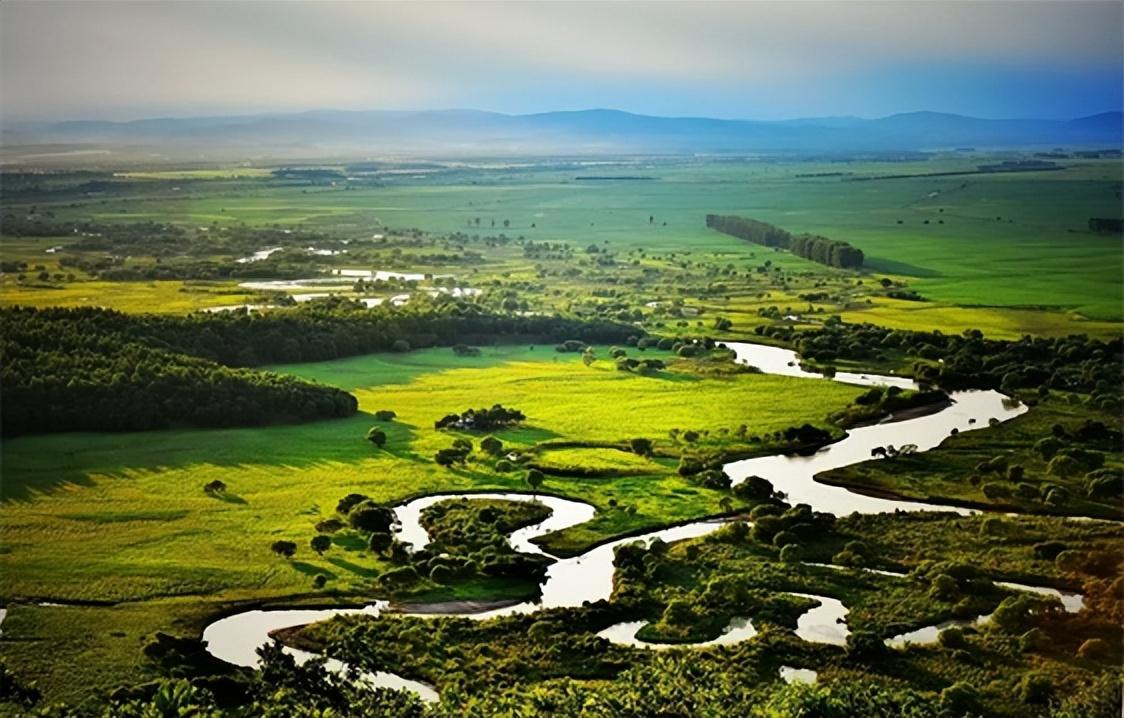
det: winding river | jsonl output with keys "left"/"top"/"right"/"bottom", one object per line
{"left": 201, "top": 341, "right": 1081, "bottom": 699}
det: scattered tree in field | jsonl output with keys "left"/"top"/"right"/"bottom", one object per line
{"left": 347, "top": 501, "right": 396, "bottom": 534}
{"left": 271, "top": 540, "right": 297, "bottom": 558}
{"left": 629, "top": 437, "right": 653, "bottom": 456}
{"left": 368, "top": 531, "right": 393, "bottom": 556}
{"left": 526, "top": 469, "right": 544, "bottom": 497}
{"left": 435, "top": 440, "right": 471, "bottom": 467}
{"left": 366, "top": 426, "right": 387, "bottom": 447}
{"left": 435, "top": 405, "right": 525, "bottom": 431}
{"left": 203, "top": 479, "right": 227, "bottom": 494}
{"left": 336, "top": 493, "right": 369, "bottom": 516}
{"left": 310, "top": 535, "right": 332, "bottom": 555}
{"left": 480, "top": 435, "right": 503, "bottom": 456}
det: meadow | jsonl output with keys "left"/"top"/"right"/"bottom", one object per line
{"left": 0, "top": 345, "right": 860, "bottom": 703}
{"left": 2, "top": 156, "right": 1121, "bottom": 336}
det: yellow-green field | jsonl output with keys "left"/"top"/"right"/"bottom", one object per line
{"left": 0, "top": 279, "right": 257, "bottom": 313}
{"left": 0, "top": 346, "right": 859, "bottom": 703}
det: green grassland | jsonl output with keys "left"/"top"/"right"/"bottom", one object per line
{"left": 0, "top": 346, "right": 859, "bottom": 703}
{"left": 3, "top": 156, "right": 1120, "bottom": 336}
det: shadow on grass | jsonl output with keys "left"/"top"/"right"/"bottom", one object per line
{"left": 332, "top": 533, "right": 369, "bottom": 552}
{"left": 864, "top": 256, "right": 944, "bottom": 279}
{"left": 325, "top": 556, "right": 379, "bottom": 578}
{"left": 0, "top": 411, "right": 418, "bottom": 503}
{"left": 212, "top": 492, "right": 248, "bottom": 505}
{"left": 290, "top": 561, "right": 337, "bottom": 580}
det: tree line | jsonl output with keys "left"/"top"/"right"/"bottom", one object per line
{"left": 755, "top": 319, "right": 1122, "bottom": 405}
{"left": 705, "top": 214, "right": 864, "bottom": 268}
{"left": 1, "top": 305, "right": 640, "bottom": 436}
{"left": 1, "top": 308, "right": 358, "bottom": 436}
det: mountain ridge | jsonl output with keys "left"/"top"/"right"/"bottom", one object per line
{"left": 3, "top": 108, "right": 1121, "bottom": 159}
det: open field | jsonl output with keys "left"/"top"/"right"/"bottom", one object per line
{"left": 3, "top": 156, "right": 1121, "bottom": 333}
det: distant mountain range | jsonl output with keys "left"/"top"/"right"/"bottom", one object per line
{"left": 3, "top": 108, "right": 1122, "bottom": 159}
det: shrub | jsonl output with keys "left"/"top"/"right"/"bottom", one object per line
{"left": 1032, "top": 541, "right": 1066, "bottom": 560}
{"left": 929, "top": 574, "right": 959, "bottom": 601}
{"left": 336, "top": 493, "right": 369, "bottom": 516}
{"left": 310, "top": 535, "right": 332, "bottom": 554}
{"left": 312, "top": 574, "right": 328, "bottom": 589}
{"left": 939, "top": 682, "right": 979, "bottom": 714}
{"left": 1018, "top": 672, "right": 1054, "bottom": 705}
{"left": 480, "top": 435, "right": 503, "bottom": 456}
{"left": 203, "top": 479, "right": 227, "bottom": 494}
{"left": 773, "top": 530, "right": 799, "bottom": 548}
{"left": 733, "top": 476, "right": 775, "bottom": 501}
{"left": 938, "top": 627, "right": 966, "bottom": 649}
{"left": 1047, "top": 455, "right": 1082, "bottom": 478}
{"left": 391, "top": 339, "right": 410, "bottom": 352}
{"left": 846, "top": 630, "right": 885, "bottom": 658}
{"left": 1019, "top": 628, "right": 1045, "bottom": 653}
{"left": 365, "top": 426, "right": 387, "bottom": 447}
{"left": 315, "top": 518, "right": 344, "bottom": 533}
{"left": 753, "top": 516, "right": 786, "bottom": 544}
{"left": 495, "top": 459, "right": 514, "bottom": 472}
{"left": 1034, "top": 436, "right": 1063, "bottom": 459}
{"left": 348, "top": 501, "right": 395, "bottom": 534}
{"left": 373, "top": 410, "right": 396, "bottom": 421}
{"left": 779, "top": 544, "right": 802, "bottom": 562}
{"left": 378, "top": 566, "right": 420, "bottom": 589}
{"left": 629, "top": 437, "right": 654, "bottom": 456}
{"left": 982, "top": 481, "right": 1013, "bottom": 499}
{"left": 430, "top": 565, "right": 454, "bottom": 584}
{"left": 270, "top": 540, "right": 296, "bottom": 558}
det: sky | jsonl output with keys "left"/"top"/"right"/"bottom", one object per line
{"left": 1, "top": 0, "right": 1121, "bottom": 123}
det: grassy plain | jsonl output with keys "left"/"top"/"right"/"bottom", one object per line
{"left": 0, "top": 345, "right": 859, "bottom": 702}
{"left": 3, "top": 157, "right": 1121, "bottom": 335}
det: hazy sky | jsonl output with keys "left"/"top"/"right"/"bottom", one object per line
{"left": 2, "top": 1, "right": 1121, "bottom": 122}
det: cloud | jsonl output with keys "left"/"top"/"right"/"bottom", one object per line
{"left": 1, "top": 0, "right": 1120, "bottom": 121}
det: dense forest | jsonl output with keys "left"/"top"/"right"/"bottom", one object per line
{"left": 705, "top": 215, "right": 865, "bottom": 268}
{"left": 0, "top": 305, "right": 640, "bottom": 435}
{"left": 755, "top": 320, "right": 1122, "bottom": 403}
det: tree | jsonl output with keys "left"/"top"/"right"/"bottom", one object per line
{"left": 368, "top": 531, "right": 393, "bottom": 556}
{"left": 271, "top": 540, "right": 297, "bottom": 558}
{"left": 203, "top": 479, "right": 227, "bottom": 494}
{"left": 526, "top": 469, "right": 544, "bottom": 497}
{"left": 366, "top": 426, "right": 387, "bottom": 448}
{"left": 310, "top": 535, "right": 332, "bottom": 555}
{"left": 336, "top": 493, "right": 369, "bottom": 516}
{"left": 480, "top": 435, "right": 503, "bottom": 456}
{"left": 348, "top": 501, "right": 395, "bottom": 534}
{"left": 629, "top": 437, "right": 653, "bottom": 456}
{"left": 733, "top": 475, "right": 774, "bottom": 500}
